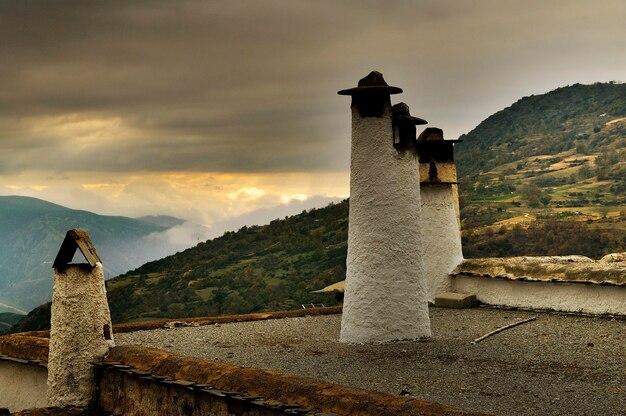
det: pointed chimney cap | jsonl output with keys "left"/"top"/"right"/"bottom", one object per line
{"left": 53, "top": 229, "right": 101, "bottom": 270}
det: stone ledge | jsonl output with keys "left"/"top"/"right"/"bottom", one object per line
{"left": 0, "top": 335, "right": 49, "bottom": 362}
{"left": 434, "top": 293, "right": 478, "bottom": 309}
{"left": 112, "top": 305, "right": 343, "bottom": 333}
{"left": 451, "top": 257, "right": 626, "bottom": 286}
{"left": 8, "top": 407, "right": 96, "bottom": 416}
{"left": 5, "top": 306, "right": 344, "bottom": 339}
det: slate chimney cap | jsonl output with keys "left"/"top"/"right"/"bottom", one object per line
{"left": 392, "top": 102, "right": 428, "bottom": 125}
{"left": 418, "top": 127, "right": 444, "bottom": 141}
{"left": 417, "top": 128, "right": 463, "bottom": 143}
{"left": 53, "top": 229, "right": 101, "bottom": 270}
{"left": 338, "top": 71, "right": 403, "bottom": 96}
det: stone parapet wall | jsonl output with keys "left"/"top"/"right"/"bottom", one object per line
{"left": 5, "top": 306, "right": 344, "bottom": 340}
{"left": 454, "top": 275, "right": 626, "bottom": 316}
{"left": 0, "top": 334, "right": 49, "bottom": 362}
{"left": 100, "top": 345, "right": 484, "bottom": 416}
{"left": 0, "top": 316, "right": 485, "bottom": 416}
{"left": 450, "top": 256, "right": 626, "bottom": 315}
{"left": 98, "top": 368, "right": 294, "bottom": 416}
{"left": 0, "top": 334, "right": 49, "bottom": 412}
{"left": 452, "top": 256, "right": 626, "bottom": 286}
{"left": 0, "top": 360, "right": 48, "bottom": 412}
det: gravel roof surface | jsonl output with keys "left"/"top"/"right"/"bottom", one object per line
{"left": 116, "top": 307, "right": 626, "bottom": 416}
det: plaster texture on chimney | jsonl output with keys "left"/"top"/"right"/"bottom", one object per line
{"left": 47, "top": 263, "right": 114, "bottom": 408}
{"left": 420, "top": 186, "right": 464, "bottom": 300}
{"left": 340, "top": 97, "right": 431, "bottom": 344}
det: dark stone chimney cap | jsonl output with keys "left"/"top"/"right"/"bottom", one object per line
{"left": 392, "top": 102, "right": 428, "bottom": 125}
{"left": 338, "top": 71, "right": 403, "bottom": 96}
{"left": 417, "top": 127, "right": 463, "bottom": 143}
{"left": 417, "top": 127, "right": 444, "bottom": 141}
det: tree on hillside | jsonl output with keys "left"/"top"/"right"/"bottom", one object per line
{"left": 520, "top": 183, "right": 550, "bottom": 208}
{"left": 578, "top": 164, "right": 595, "bottom": 180}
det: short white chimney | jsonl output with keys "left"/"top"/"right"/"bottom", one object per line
{"left": 416, "top": 129, "right": 464, "bottom": 299}
{"left": 47, "top": 229, "right": 114, "bottom": 408}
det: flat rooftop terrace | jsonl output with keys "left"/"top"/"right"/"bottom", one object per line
{"left": 116, "top": 307, "right": 625, "bottom": 416}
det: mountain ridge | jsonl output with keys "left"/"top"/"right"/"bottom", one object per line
{"left": 456, "top": 81, "right": 626, "bottom": 180}
{"left": 0, "top": 195, "right": 209, "bottom": 312}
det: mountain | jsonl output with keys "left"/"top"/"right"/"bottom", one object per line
{"left": 0, "top": 196, "right": 210, "bottom": 312}
{"left": 6, "top": 82, "right": 626, "bottom": 332}
{"left": 137, "top": 215, "right": 186, "bottom": 228}
{"left": 456, "top": 82, "right": 626, "bottom": 180}
{"left": 454, "top": 82, "right": 626, "bottom": 244}
{"left": 0, "top": 312, "right": 23, "bottom": 331}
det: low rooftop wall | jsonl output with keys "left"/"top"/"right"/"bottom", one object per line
{"left": 100, "top": 345, "right": 483, "bottom": 416}
{"left": 0, "top": 309, "right": 486, "bottom": 416}
{"left": 451, "top": 256, "right": 626, "bottom": 315}
{"left": 0, "top": 335, "right": 49, "bottom": 413}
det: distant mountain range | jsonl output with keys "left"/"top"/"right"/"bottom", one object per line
{"left": 0, "top": 196, "right": 211, "bottom": 312}
{"left": 0, "top": 312, "right": 23, "bottom": 331}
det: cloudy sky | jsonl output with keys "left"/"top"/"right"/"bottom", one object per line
{"left": 1, "top": 0, "right": 625, "bottom": 229}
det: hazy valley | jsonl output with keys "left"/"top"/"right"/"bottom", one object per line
{"left": 0, "top": 196, "right": 212, "bottom": 313}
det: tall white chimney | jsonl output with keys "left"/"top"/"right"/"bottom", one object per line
{"left": 338, "top": 71, "right": 431, "bottom": 343}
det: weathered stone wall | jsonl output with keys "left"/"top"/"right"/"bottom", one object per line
{"left": 453, "top": 256, "right": 625, "bottom": 285}
{"left": 99, "top": 345, "right": 483, "bottom": 416}
{"left": 0, "top": 360, "right": 48, "bottom": 412}
{"left": 0, "top": 334, "right": 49, "bottom": 411}
{"left": 98, "top": 369, "right": 281, "bottom": 416}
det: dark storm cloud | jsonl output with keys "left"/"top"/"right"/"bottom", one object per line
{"left": 0, "top": 0, "right": 624, "bottom": 174}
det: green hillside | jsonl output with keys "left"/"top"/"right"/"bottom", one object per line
{"left": 456, "top": 82, "right": 626, "bottom": 180}
{"left": 106, "top": 201, "right": 348, "bottom": 323}
{"left": 456, "top": 82, "right": 626, "bottom": 253}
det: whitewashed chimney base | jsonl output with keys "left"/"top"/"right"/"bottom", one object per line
{"left": 420, "top": 186, "right": 464, "bottom": 300}
{"left": 340, "top": 102, "right": 431, "bottom": 343}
